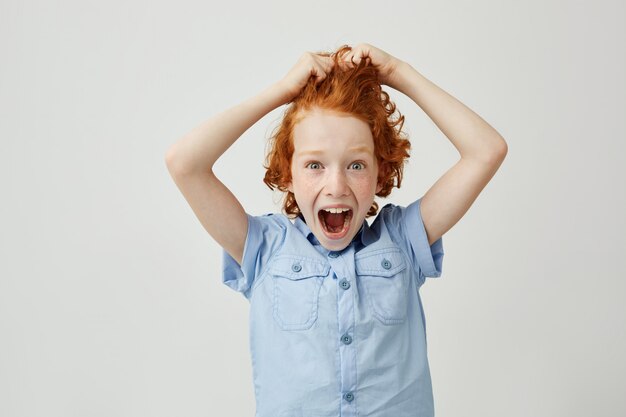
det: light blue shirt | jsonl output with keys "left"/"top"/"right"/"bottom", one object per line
{"left": 222, "top": 197, "right": 444, "bottom": 417}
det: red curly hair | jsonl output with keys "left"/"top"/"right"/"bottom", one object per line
{"left": 263, "top": 44, "right": 411, "bottom": 218}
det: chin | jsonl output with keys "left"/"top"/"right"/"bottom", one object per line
{"left": 319, "top": 231, "right": 356, "bottom": 251}
{"left": 324, "top": 240, "right": 348, "bottom": 250}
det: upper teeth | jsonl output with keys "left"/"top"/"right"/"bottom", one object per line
{"left": 323, "top": 208, "right": 350, "bottom": 214}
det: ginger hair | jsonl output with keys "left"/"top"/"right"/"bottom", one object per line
{"left": 263, "top": 44, "right": 411, "bottom": 219}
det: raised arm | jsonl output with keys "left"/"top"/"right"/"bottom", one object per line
{"left": 342, "top": 44, "right": 508, "bottom": 246}
{"left": 165, "top": 53, "right": 336, "bottom": 264}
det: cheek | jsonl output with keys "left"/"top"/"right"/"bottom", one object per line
{"left": 293, "top": 175, "right": 317, "bottom": 190}
{"left": 351, "top": 176, "right": 378, "bottom": 198}
{"left": 291, "top": 174, "right": 320, "bottom": 203}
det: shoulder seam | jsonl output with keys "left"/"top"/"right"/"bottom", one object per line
{"left": 250, "top": 214, "right": 289, "bottom": 292}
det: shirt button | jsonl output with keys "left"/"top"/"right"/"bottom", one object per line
{"left": 381, "top": 259, "right": 392, "bottom": 269}
{"left": 341, "top": 334, "right": 352, "bottom": 345}
{"left": 343, "top": 391, "right": 354, "bottom": 402}
{"left": 339, "top": 279, "right": 350, "bottom": 290}
{"left": 328, "top": 251, "right": 339, "bottom": 258}
{"left": 291, "top": 263, "right": 302, "bottom": 272}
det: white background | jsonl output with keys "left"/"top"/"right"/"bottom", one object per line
{"left": 1, "top": 0, "right": 625, "bottom": 416}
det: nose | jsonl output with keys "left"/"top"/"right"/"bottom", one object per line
{"left": 324, "top": 169, "right": 350, "bottom": 197}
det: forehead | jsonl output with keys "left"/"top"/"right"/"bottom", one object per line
{"left": 292, "top": 108, "right": 374, "bottom": 155}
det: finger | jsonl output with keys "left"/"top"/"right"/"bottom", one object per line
{"left": 319, "top": 56, "right": 336, "bottom": 74}
{"left": 337, "top": 58, "right": 351, "bottom": 71}
{"left": 311, "top": 65, "right": 328, "bottom": 85}
{"left": 353, "top": 50, "right": 369, "bottom": 66}
{"left": 318, "top": 55, "right": 335, "bottom": 71}
{"left": 337, "top": 51, "right": 353, "bottom": 67}
{"left": 341, "top": 52, "right": 354, "bottom": 67}
{"left": 343, "top": 51, "right": 364, "bottom": 67}
{"left": 351, "top": 44, "right": 373, "bottom": 67}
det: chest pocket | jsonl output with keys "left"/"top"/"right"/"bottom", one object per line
{"left": 356, "top": 247, "right": 409, "bottom": 325}
{"left": 269, "top": 256, "right": 329, "bottom": 331}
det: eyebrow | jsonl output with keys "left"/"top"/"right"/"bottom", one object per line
{"left": 295, "top": 149, "right": 324, "bottom": 157}
{"left": 295, "top": 146, "right": 373, "bottom": 157}
{"left": 347, "top": 146, "right": 374, "bottom": 155}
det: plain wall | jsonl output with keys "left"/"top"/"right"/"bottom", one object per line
{"left": 1, "top": 0, "right": 625, "bottom": 416}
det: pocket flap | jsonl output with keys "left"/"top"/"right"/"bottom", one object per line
{"left": 355, "top": 247, "right": 407, "bottom": 277}
{"left": 269, "top": 256, "right": 330, "bottom": 280}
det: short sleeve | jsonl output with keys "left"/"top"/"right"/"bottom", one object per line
{"left": 382, "top": 198, "right": 444, "bottom": 285}
{"left": 222, "top": 213, "right": 286, "bottom": 299}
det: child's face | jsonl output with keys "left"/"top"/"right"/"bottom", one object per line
{"left": 287, "top": 107, "right": 382, "bottom": 251}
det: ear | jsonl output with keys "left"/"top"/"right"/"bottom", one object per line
{"left": 376, "top": 181, "right": 383, "bottom": 194}
{"left": 286, "top": 181, "right": 293, "bottom": 193}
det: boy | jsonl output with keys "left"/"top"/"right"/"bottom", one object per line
{"left": 166, "top": 43, "right": 507, "bottom": 417}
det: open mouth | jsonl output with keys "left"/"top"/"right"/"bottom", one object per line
{"left": 318, "top": 208, "right": 353, "bottom": 239}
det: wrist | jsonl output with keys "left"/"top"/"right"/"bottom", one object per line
{"left": 273, "top": 80, "right": 300, "bottom": 105}
{"left": 388, "top": 60, "right": 416, "bottom": 93}
{"left": 260, "top": 81, "right": 291, "bottom": 108}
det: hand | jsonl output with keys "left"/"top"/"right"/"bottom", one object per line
{"left": 339, "top": 43, "right": 405, "bottom": 91}
{"left": 277, "top": 52, "right": 336, "bottom": 103}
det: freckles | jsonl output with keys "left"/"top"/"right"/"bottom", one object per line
{"left": 352, "top": 176, "right": 377, "bottom": 190}
{"left": 301, "top": 177, "right": 318, "bottom": 190}
{"left": 293, "top": 176, "right": 321, "bottom": 199}
{"left": 351, "top": 175, "right": 378, "bottom": 192}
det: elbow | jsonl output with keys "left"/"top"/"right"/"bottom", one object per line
{"left": 164, "top": 146, "right": 192, "bottom": 177}
{"left": 164, "top": 146, "right": 180, "bottom": 173}
{"left": 164, "top": 146, "right": 214, "bottom": 177}
{"left": 164, "top": 146, "right": 176, "bottom": 167}
{"left": 486, "top": 135, "right": 508, "bottom": 163}
{"left": 498, "top": 138, "right": 509, "bottom": 160}
{"left": 493, "top": 139, "right": 508, "bottom": 161}
{"left": 485, "top": 139, "right": 508, "bottom": 169}
{"left": 466, "top": 138, "right": 508, "bottom": 165}
{"left": 475, "top": 139, "right": 508, "bottom": 167}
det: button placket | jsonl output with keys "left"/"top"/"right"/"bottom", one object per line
{"left": 328, "top": 244, "right": 357, "bottom": 413}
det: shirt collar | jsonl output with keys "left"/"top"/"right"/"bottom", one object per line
{"left": 293, "top": 214, "right": 378, "bottom": 249}
{"left": 293, "top": 215, "right": 321, "bottom": 246}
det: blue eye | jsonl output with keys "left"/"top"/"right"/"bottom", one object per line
{"left": 307, "top": 162, "right": 321, "bottom": 169}
{"left": 350, "top": 162, "right": 365, "bottom": 170}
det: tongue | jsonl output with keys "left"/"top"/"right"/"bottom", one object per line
{"left": 325, "top": 212, "right": 345, "bottom": 229}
